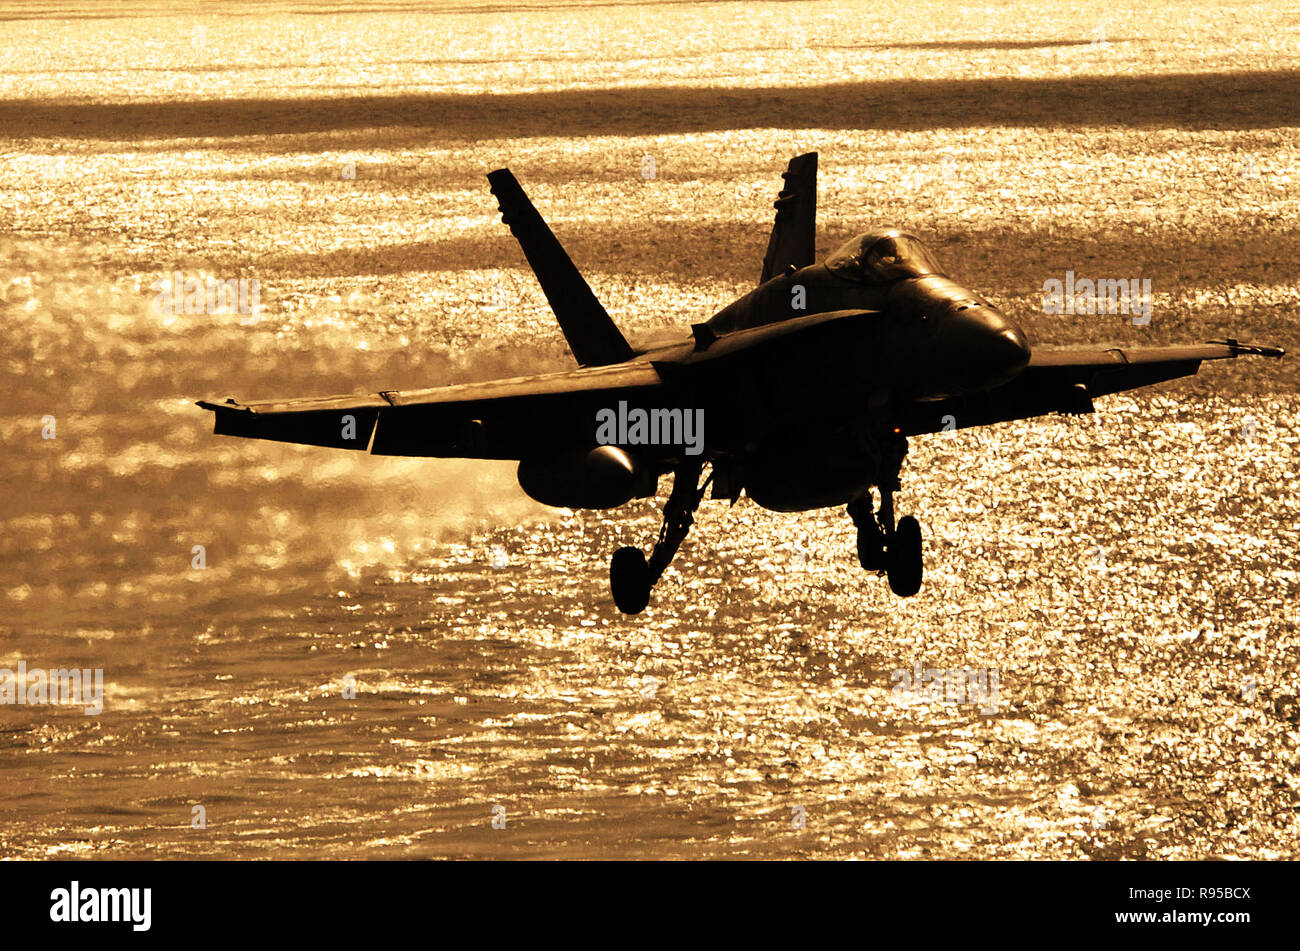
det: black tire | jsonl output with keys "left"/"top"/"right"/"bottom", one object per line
{"left": 886, "top": 516, "right": 923, "bottom": 597}
{"left": 610, "top": 546, "right": 651, "bottom": 614}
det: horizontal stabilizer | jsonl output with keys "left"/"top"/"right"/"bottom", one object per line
{"left": 487, "top": 168, "right": 634, "bottom": 368}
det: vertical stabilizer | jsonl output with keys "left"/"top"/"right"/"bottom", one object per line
{"left": 759, "top": 152, "right": 818, "bottom": 284}
{"left": 487, "top": 169, "right": 634, "bottom": 367}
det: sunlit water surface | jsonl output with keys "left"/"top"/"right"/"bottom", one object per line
{"left": 2, "top": 0, "right": 1298, "bottom": 858}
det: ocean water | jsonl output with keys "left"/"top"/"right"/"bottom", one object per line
{"left": 1, "top": 0, "right": 1298, "bottom": 858}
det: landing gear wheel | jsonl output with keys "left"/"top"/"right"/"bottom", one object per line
{"left": 610, "top": 546, "right": 651, "bottom": 615}
{"left": 886, "top": 515, "right": 923, "bottom": 597}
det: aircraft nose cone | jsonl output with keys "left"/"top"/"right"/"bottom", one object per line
{"left": 941, "top": 307, "right": 1031, "bottom": 388}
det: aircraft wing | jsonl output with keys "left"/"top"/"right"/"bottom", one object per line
{"left": 197, "top": 361, "right": 665, "bottom": 460}
{"left": 902, "top": 339, "right": 1285, "bottom": 435}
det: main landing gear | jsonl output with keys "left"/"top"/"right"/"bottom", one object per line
{"left": 608, "top": 443, "right": 924, "bottom": 611}
{"left": 610, "top": 461, "right": 709, "bottom": 615}
{"left": 847, "top": 434, "right": 923, "bottom": 597}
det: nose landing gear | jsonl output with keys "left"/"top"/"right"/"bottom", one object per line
{"left": 887, "top": 514, "right": 923, "bottom": 597}
{"left": 848, "top": 423, "right": 923, "bottom": 598}
{"left": 849, "top": 487, "right": 923, "bottom": 596}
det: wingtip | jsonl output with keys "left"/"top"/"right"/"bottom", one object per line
{"left": 195, "top": 398, "right": 243, "bottom": 412}
{"left": 1209, "top": 339, "right": 1286, "bottom": 358}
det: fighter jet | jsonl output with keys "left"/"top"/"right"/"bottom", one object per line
{"left": 199, "top": 153, "right": 1284, "bottom": 614}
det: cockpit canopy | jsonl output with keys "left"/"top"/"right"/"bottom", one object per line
{"left": 825, "top": 229, "right": 945, "bottom": 283}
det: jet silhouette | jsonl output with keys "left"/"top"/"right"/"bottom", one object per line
{"left": 200, "top": 153, "right": 1284, "bottom": 614}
